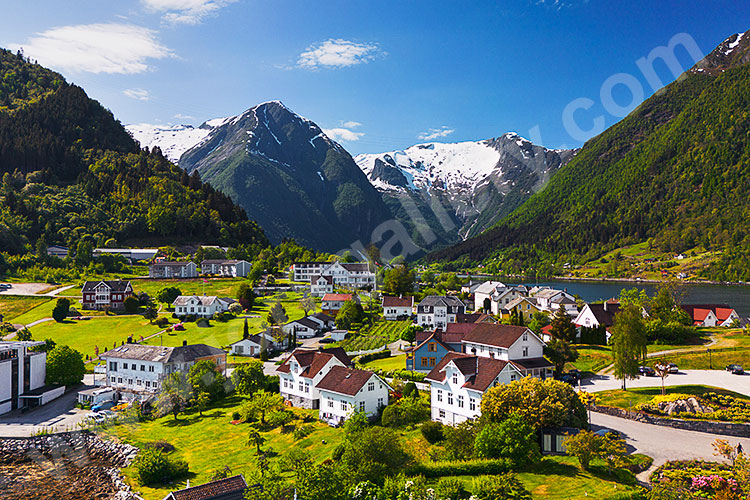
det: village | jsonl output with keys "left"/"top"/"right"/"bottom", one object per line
{"left": 1, "top": 246, "right": 750, "bottom": 500}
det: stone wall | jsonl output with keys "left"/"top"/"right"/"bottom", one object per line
{"left": 591, "top": 405, "right": 750, "bottom": 438}
{"left": 0, "top": 431, "right": 140, "bottom": 500}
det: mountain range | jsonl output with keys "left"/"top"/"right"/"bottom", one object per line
{"left": 129, "top": 108, "right": 574, "bottom": 252}
{"left": 428, "top": 29, "right": 750, "bottom": 281}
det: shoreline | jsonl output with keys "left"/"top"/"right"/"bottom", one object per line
{"left": 460, "top": 273, "right": 750, "bottom": 288}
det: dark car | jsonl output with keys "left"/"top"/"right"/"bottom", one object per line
{"left": 558, "top": 373, "right": 577, "bottom": 385}
{"left": 726, "top": 364, "right": 745, "bottom": 375}
{"left": 638, "top": 366, "right": 656, "bottom": 376}
{"left": 594, "top": 428, "right": 624, "bottom": 440}
{"left": 668, "top": 363, "right": 679, "bottom": 374}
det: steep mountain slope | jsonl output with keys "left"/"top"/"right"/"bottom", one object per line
{"left": 175, "top": 101, "right": 393, "bottom": 251}
{"left": 0, "top": 49, "right": 267, "bottom": 254}
{"left": 429, "top": 30, "right": 750, "bottom": 280}
{"left": 126, "top": 120, "right": 229, "bottom": 163}
{"left": 355, "top": 134, "right": 575, "bottom": 246}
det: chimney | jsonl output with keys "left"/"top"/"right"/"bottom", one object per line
{"left": 182, "top": 340, "right": 187, "bottom": 347}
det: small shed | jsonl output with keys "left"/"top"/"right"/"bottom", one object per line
{"left": 330, "top": 330, "right": 348, "bottom": 341}
{"left": 539, "top": 427, "right": 580, "bottom": 455}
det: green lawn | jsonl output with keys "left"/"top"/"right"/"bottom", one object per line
{"left": 0, "top": 296, "right": 52, "bottom": 322}
{"left": 567, "top": 345, "right": 612, "bottom": 373}
{"left": 57, "top": 277, "right": 250, "bottom": 298}
{"left": 105, "top": 395, "right": 346, "bottom": 500}
{"left": 659, "top": 347, "right": 750, "bottom": 370}
{"left": 594, "top": 385, "right": 750, "bottom": 410}
{"left": 362, "top": 354, "right": 407, "bottom": 372}
{"left": 336, "top": 320, "right": 412, "bottom": 351}
{"left": 29, "top": 314, "right": 168, "bottom": 359}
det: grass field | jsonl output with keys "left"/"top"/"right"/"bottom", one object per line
{"left": 567, "top": 345, "right": 612, "bottom": 373}
{"left": 660, "top": 348, "right": 750, "bottom": 370}
{"left": 57, "top": 278, "right": 249, "bottom": 298}
{"left": 594, "top": 384, "right": 750, "bottom": 410}
{"left": 104, "top": 395, "right": 640, "bottom": 500}
{"left": 361, "top": 354, "right": 407, "bottom": 371}
{"left": 0, "top": 296, "right": 52, "bottom": 322}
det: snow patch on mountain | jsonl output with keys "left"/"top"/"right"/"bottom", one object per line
{"left": 126, "top": 122, "right": 221, "bottom": 163}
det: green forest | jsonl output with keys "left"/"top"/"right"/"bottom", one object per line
{"left": 0, "top": 49, "right": 267, "bottom": 262}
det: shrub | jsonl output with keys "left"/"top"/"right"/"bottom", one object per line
{"left": 472, "top": 473, "right": 532, "bottom": 500}
{"left": 231, "top": 411, "right": 241, "bottom": 421}
{"left": 143, "top": 440, "right": 175, "bottom": 453}
{"left": 267, "top": 410, "right": 293, "bottom": 428}
{"left": 381, "top": 395, "right": 430, "bottom": 427}
{"left": 357, "top": 350, "right": 391, "bottom": 364}
{"left": 420, "top": 420, "right": 444, "bottom": 444}
{"left": 123, "top": 296, "right": 140, "bottom": 313}
{"left": 405, "top": 458, "right": 512, "bottom": 478}
{"left": 293, "top": 424, "right": 313, "bottom": 440}
{"left": 435, "top": 477, "right": 469, "bottom": 500}
{"left": 154, "top": 317, "right": 169, "bottom": 328}
{"left": 402, "top": 382, "right": 418, "bottom": 399}
{"left": 474, "top": 414, "right": 540, "bottom": 467}
{"left": 132, "top": 448, "right": 189, "bottom": 486}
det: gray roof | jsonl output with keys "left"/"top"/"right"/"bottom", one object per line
{"left": 152, "top": 261, "right": 194, "bottom": 267}
{"left": 81, "top": 280, "right": 132, "bottom": 293}
{"left": 418, "top": 295, "right": 464, "bottom": 307}
{"left": 172, "top": 295, "right": 234, "bottom": 307}
{"left": 340, "top": 263, "right": 371, "bottom": 272}
{"left": 201, "top": 259, "right": 248, "bottom": 265}
{"left": 289, "top": 317, "right": 321, "bottom": 330}
{"left": 100, "top": 343, "right": 225, "bottom": 363}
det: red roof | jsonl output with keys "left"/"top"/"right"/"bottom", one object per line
{"left": 315, "top": 366, "right": 379, "bottom": 395}
{"left": 382, "top": 295, "right": 413, "bottom": 307}
{"left": 322, "top": 293, "right": 353, "bottom": 302}
{"left": 681, "top": 304, "right": 736, "bottom": 323}
{"left": 276, "top": 348, "right": 351, "bottom": 378}
{"left": 168, "top": 475, "right": 247, "bottom": 500}
{"left": 462, "top": 323, "right": 530, "bottom": 349}
{"left": 424, "top": 352, "right": 519, "bottom": 392}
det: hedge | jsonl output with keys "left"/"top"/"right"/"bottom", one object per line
{"left": 357, "top": 350, "right": 391, "bottom": 365}
{"left": 405, "top": 458, "right": 512, "bottom": 478}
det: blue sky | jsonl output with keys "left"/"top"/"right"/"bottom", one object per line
{"left": 2, "top": 0, "right": 748, "bottom": 155}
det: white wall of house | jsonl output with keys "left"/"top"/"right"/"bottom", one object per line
{"left": 311, "top": 279, "right": 334, "bottom": 297}
{"left": 29, "top": 352, "right": 46, "bottom": 390}
{"left": 282, "top": 322, "right": 318, "bottom": 339}
{"left": 279, "top": 357, "right": 345, "bottom": 405}
{"left": 0, "top": 361, "right": 11, "bottom": 414}
{"left": 384, "top": 305, "right": 412, "bottom": 320}
{"left": 507, "top": 331, "right": 545, "bottom": 360}
{"left": 573, "top": 305, "right": 599, "bottom": 328}
{"left": 103, "top": 358, "right": 166, "bottom": 394}
{"left": 720, "top": 310, "right": 741, "bottom": 327}
{"left": 319, "top": 376, "right": 389, "bottom": 424}
{"left": 174, "top": 297, "right": 229, "bottom": 317}
{"left": 231, "top": 339, "right": 260, "bottom": 356}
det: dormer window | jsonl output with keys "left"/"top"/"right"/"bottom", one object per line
{"left": 523, "top": 332, "right": 528, "bottom": 342}
{"left": 428, "top": 342, "right": 437, "bottom": 352}
{"left": 522, "top": 347, "right": 529, "bottom": 357}
{"left": 452, "top": 373, "right": 458, "bottom": 385}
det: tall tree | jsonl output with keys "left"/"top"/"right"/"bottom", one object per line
{"left": 549, "top": 306, "right": 576, "bottom": 342}
{"left": 46, "top": 345, "right": 85, "bottom": 386}
{"left": 610, "top": 303, "right": 648, "bottom": 390}
{"left": 300, "top": 296, "right": 316, "bottom": 316}
{"left": 382, "top": 265, "right": 414, "bottom": 296}
{"left": 156, "top": 372, "right": 193, "bottom": 420}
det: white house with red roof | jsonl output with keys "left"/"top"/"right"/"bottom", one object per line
{"left": 425, "top": 352, "right": 525, "bottom": 425}
{"left": 276, "top": 348, "right": 352, "bottom": 409}
{"left": 681, "top": 304, "right": 740, "bottom": 327}
{"left": 382, "top": 295, "right": 414, "bottom": 320}
{"left": 316, "top": 366, "right": 391, "bottom": 425}
{"left": 461, "top": 323, "right": 552, "bottom": 379}
{"left": 321, "top": 293, "right": 358, "bottom": 316}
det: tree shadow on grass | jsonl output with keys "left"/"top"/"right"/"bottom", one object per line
{"left": 522, "top": 458, "right": 580, "bottom": 477}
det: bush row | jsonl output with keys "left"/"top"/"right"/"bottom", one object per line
{"left": 356, "top": 349, "right": 391, "bottom": 364}
{"left": 405, "top": 458, "right": 512, "bottom": 478}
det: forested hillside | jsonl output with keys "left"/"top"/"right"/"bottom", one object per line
{"left": 429, "top": 31, "right": 750, "bottom": 281}
{"left": 0, "top": 49, "right": 267, "bottom": 256}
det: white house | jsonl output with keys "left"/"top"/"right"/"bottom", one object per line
{"left": 291, "top": 261, "right": 375, "bottom": 289}
{"left": 530, "top": 288, "right": 577, "bottom": 316}
{"left": 201, "top": 259, "right": 251, "bottom": 278}
{"left": 416, "top": 296, "right": 466, "bottom": 330}
{"left": 46, "top": 245, "right": 69, "bottom": 259}
{"left": 282, "top": 317, "right": 322, "bottom": 339}
{"left": 574, "top": 301, "right": 621, "bottom": 330}
{"left": 276, "top": 348, "right": 351, "bottom": 409}
{"left": 321, "top": 293, "right": 358, "bottom": 316}
{"left": 172, "top": 295, "right": 235, "bottom": 317}
{"left": 149, "top": 261, "right": 197, "bottom": 279}
{"left": 330, "top": 330, "right": 348, "bottom": 341}
{"left": 93, "top": 248, "right": 159, "bottom": 262}
{"left": 100, "top": 342, "right": 227, "bottom": 401}
{"left": 382, "top": 295, "right": 414, "bottom": 321}
{"left": 291, "top": 262, "right": 330, "bottom": 282}
{"left": 461, "top": 323, "right": 553, "bottom": 379}
{"left": 229, "top": 335, "right": 262, "bottom": 357}
{"left": 0, "top": 341, "right": 58, "bottom": 415}
{"left": 681, "top": 305, "right": 741, "bottom": 327}
{"left": 317, "top": 366, "right": 390, "bottom": 425}
{"left": 425, "top": 352, "right": 524, "bottom": 426}
{"left": 310, "top": 275, "right": 334, "bottom": 297}
{"left": 473, "top": 282, "right": 529, "bottom": 315}
{"left": 308, "top": 312, "right": 336, "bottom": 330}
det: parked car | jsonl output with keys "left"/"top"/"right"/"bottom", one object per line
{"left": 92, "top": 401, "right": 115, "bottom": 412}
{"left": 594, "top": 428, "right": 624, "bottom": 440}
{"left": 638, "top": 366, "right": 656, "bottom": 376}
{"left": 668, "top": 363, "right": 679, "bottom": 374}
{"left": 86, "top": 413, "right": 107, "bottom": 424}
{"left": 0, "top": 283, "right": 10, "bottom": 290}
{"left": 726, "top": 364, "right": 745, "bottom": 375}
{"left": 558, "top": 373, "right": 577, "bottom": 385}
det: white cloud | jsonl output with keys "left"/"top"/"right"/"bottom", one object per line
{"left": 297, "top": 39, "right": 382, "bottom": 69}
{"left": 174, "top": 113, "right": 196, "bottom": 120}
{"left": 324, "top": 128, "right": 365, "bottom": 142}
{"left": 342, "top": 120, "right": 362, "bottom": 129}
{"left": 141, "top": 0, "right": 237, "bottom": 25}
{"left": 10, "top": 23, "right": 173, "bottom": 74}
{"left": 123, "top": 88, "right": 151, "bottom": 101}
{"left": 418, "top": 126, "right": 455, "bottom": 141}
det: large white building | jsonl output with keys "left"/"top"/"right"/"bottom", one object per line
{"left": 291, "top": 261, "right": 376, "bottom": 289}
{"left": 201, "top": 259, "right": 251, "bottom": 278}
{"left": 276, "top": 348, "right": 352, "bottom": 409}
{"left": 416, "top": 296, "right": 465, "bottom": 330}
{"left": 100, "top": 342, "right": 227, "bottom": 401}
{"left": 317, "top": 366, "right": 390, "bottom": 425}
{"left": 149, "top": 261, "right": 197, "bottom": 279}
{"left": 473, "top": 281, "right": 528, "bottom": 315}
{"left": 382, "top": 295, "right": 414, "bottom": 321}
{"left": 93, "top": 248, "right": 159, "bottom": 262}
{"left": 426, "top": 352, "right": 524, "bottom": 426}
{"left": 172, "top": 295, "right": 236, "bottom": 317}
{"left": 0, "top": 341, "right": 63, "bottom": 415}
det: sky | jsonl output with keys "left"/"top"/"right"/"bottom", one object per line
{"left": 2, "top": 0, "right": 748, "bottom": 155}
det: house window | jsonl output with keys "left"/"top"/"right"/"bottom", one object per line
{"left": 368, "top": 382, "right": 375, "bottom": 391}
{"left": 452, "top": 373, "right": 458, "bottom": 385}
{"left": 117, "top": 377, "right": 122, "bottom": 383}
{"left": 428, "top": 342, "right": 437, "bottom": 352}
{"left": 328, "top": 399, "right": 334, "bottom": 408}
{"left": 359, "top": 401, "right": 366, "bottom": 412}
{"left": 447, "top": 393, "right": 454, "bottom": 405}
{"left": 437, "top": 389, "right": 443, "bottom": 402}
{"left": 128, "top": 379, "right": 133, "bottom": 385}
{"left": 136, "top": 380, "right": 142, "bottom": 386}
{"left": 421, "top": 357, "right": 428, "bottom": 367}
{"left": 523, "top": 332, "right": 528, "bottom": 341}
{"left": 149, "top": 366, "right": 154, "bottom": 372}
{"left": 305, "top": 383, "right": 310, "bottom": 393}
{"left": 109, "top": 362, "right": 117, "bottom": 371}
{"left": 439, "top": 409, "right": 446, "bottom": 418}
{"left": 299, "top": 382, "right": 304, "bottom": 392}
{"left": 522, "top": 347, "right": 529, "bottom": 357}
{"left": 511, "top": 374, "right": 517, "bottom": 381}
{"left": 469, "top": 398, "right": 476, "bottom": 411}
{"left": 378, "top": 397, "right": 384, "bottom": 407}
{"left": 141, "top": 365, "right": 145, "bottom": 371}
{"left": 458, "top": 395, "right": 464, "bottom": 408}
{"left": 340, "top": 401, "right": 348, "bottom": 411}
{"left": 145, "top": 381, "right": 150, "bottom": 388}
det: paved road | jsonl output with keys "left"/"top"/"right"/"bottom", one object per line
{"left": 0, "top": 283, "right": 76, "bottom": 297}
{"left": 0, "top": 386, "right": 90, "bottom": 437}
{"left": 590, "top": 412, "right": 747, "bottom": 480}
{"left": 581, "top": 369, "right": 750, "bottom": 397}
